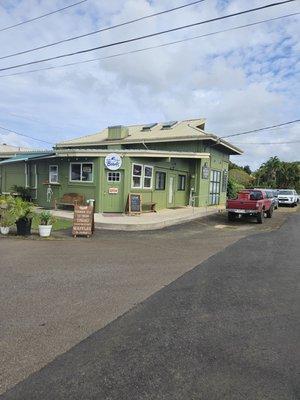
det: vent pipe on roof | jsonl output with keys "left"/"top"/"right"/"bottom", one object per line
{"left": 108, "top": 125, "right": 129, "bottom": 140}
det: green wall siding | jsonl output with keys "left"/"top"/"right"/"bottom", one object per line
{"left": 0, "top": 142, "right": 232, "bottom": 212}
{"left": 0, "top": 162, "right": 26, "bottom": 192}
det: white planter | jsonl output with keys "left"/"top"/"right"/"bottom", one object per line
{"left": 0, "top": 226, "right": 10, "bottom": 235}
{"left": 38, "top": 225, "right": 52, "bottom": 237}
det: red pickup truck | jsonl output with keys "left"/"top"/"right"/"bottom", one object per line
{"left": 226, "top": 189, "right": 273, "bottom": 223}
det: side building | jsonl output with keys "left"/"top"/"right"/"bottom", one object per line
{"left": 0, "top": 119, "right": 242, "bottom": 212}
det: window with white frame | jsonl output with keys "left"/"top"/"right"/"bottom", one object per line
{"left": 178, "top": 174, "right": 186, "bottom": 191}
{"left": 70, "top": 163, "right": 93, "bottom": 182}
{"left": 132, "top": 164, "right": 142, "bottom": 188}
{"left": 143, "top": 166, "right": 153, "bottom": 189}
{"left": 107, "top": 171, "right": 121, "bottom": 182}
{"left": 49, "top": 165, "right": 58, "bottom": 184}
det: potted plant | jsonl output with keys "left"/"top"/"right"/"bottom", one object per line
{"left": 0, "top": 211, "right": 16, "bottom": 235}
{"left": 37, "top": 211, "right": 56, "bottom": 237}
{"left": 11, "top": 185, "right": 32, "bottom": 201}
{"left": 0, "top": 195, "right": 16, "bottom": 235}
{"left": 11, "top": 197, "right": 35, "bottom": 236}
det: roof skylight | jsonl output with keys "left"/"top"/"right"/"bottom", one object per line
{"left": 161, "top": 121, "right": 177, "bottom": 129}
{"left": 141, "top": 123, "right": 157, "bottom": 131}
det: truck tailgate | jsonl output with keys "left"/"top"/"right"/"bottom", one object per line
{"left": 227, "top": 200, "right": 257, "bottom": 210}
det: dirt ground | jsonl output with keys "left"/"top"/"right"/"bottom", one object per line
{"left": 0, "top": 207, "right": 298, "bottom": 394}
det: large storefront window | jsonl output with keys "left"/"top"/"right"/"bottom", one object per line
{"left": 70, "top": 163, "right": 93, "bottom": 182}
{"left": 155, "top": 171, "right": 166, "bottom": 190}
{"left": 209, "top": 170, "right": 221, "bottom": 205}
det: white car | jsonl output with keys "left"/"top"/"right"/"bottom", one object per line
{"left": 277, "top": 189, "right": 299, "bottom": 207}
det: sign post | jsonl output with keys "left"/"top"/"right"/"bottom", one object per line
{"left": 72, "top": 205, "right": 94, "bottom": 238}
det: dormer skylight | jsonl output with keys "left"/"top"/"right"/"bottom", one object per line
{"left": 161, "top": 121, "right": 177, "bottom": 129}
{"left": 141, "top": 123, "right": 157, "bottom": 131}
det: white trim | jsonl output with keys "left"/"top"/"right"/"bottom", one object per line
{"left": 24, "top": 163, "right": 29, "bottom": 188}
{"left": 33, "top": 164, "right": 38, "bottom": 189}
{"left": 69, "top": 162, "right": 94, "bottom": 183}
{"left": 55, "top": 150, "right": 211, "bottom": 159}
{"left": 49, "top": 164, "right": 59, "bottom": 184}
{"left": 131, "top": 163, "right": 143, "bottom": 189}
{"left": 143, "top": 165, "right": 153, "bottom": 190}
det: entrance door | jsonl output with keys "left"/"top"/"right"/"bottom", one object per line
{"left": 168, "top": 173, "right": 176, "bottom": 208}
{"left": 102, "top": 170, "right": 124, "bottom": 212}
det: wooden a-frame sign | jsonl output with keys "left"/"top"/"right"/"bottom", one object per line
{"left": 72, "top": 204, "right": 94, "bottom": 237}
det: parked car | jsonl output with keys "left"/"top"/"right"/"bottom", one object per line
{"left": 255, "top": 188, "right": 279, "bottom": 210}
{"left": 226, "top": 189, "right": 273, "bottom": 224}
{"left": 277, "top": 189, "right": 299, "bottom": 207}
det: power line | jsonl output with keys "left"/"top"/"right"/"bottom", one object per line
{"left": 0, "top": 12, "right": 298, "bottom": 79}
{"left": 0, "top": 125, "right": 54, "bottom": 145}
{"left": 0, "top": 0, "right": 88, "bottom": 33}
{"left": 0, "top": 0, "right": 296, "bottom": 73}
{"left": 0, "top": 0, "right": 205, "bottom": 61}
{"left": 232, "top": 140, "right": 300, "bottom": 144}
{"left": 220, "top": 119, "right": 300, "bottom": 139}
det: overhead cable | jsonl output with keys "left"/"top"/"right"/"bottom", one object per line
{"left": 0, "top": 0, "right": 296, "bottom": 73}
{"left": 0, "top": 125, "right": 54, "bottom": 145}
{"left": 0, "top": 0, "right": 88, "bottom": 33}
{"left": 0, "top": 0, "right": 205, "bottom": 60}
{"left": 0, "top": 12, "right": 298, "bottom": 78}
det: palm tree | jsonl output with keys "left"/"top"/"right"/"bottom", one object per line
{"left": 257, "top": 156, "right": 282, "bottom": 187}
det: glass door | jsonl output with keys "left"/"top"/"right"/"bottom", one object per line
{"left": 209, "top": 170, "right": 221, "bottom": 205}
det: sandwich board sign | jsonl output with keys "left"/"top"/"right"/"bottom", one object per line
{"left": 72, "top": 205, "right": 94, "bottom": 237}
{"left": 126, "top": 193, "right": 142, "bottom": 215}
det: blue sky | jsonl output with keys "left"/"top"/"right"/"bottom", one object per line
{"left": 0, "top": 0, "right": 299, "bottom": 169}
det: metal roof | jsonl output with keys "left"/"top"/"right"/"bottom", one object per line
{"left": 0, "top": 152, "right": 54, "bottom": 165}
{"left": 55, "top": 118, "right": 243, "bottom": 155}
{"left": 57, "top": 119, "right": 207, "bottom": 146}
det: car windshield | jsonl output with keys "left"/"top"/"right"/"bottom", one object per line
{"left": 278, "top": 190, "right": 293, "bottom": 195}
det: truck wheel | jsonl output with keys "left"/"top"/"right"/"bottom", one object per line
{"left": 228, "top": 212, "right": 236, "bottom": 222}
{"left": 257, "top": 211, "right": 264, "bottom": 224}
{"left": 266, "top": 206, "right": 273, "bottom": 218}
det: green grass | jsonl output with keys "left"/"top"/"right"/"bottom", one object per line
{"left": 32, "top": 217, "right": 73, "bottom": 231}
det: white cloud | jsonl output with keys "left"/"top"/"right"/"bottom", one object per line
{"left": 0, "top": 0, "right": 299, "bottom": 168}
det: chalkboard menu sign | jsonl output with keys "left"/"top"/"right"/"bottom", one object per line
{"left": 72, "top": 205, "right": 94, "bottom": 237}
{"left": 126, "top": 193, "right": 142, "bottom": 215}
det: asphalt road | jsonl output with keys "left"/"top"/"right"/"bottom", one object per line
{"left": 1, "top": 210, "right": 299, "bottom": 399}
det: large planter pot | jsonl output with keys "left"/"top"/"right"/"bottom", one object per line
{"left": 38, "top": 225, "right": 52, "bottom": 238}
{"left": 0, "top": 226, "right": 10, "bottom": 235}
{"left": 16, "top": 218, "right": 32, "bottom": 236}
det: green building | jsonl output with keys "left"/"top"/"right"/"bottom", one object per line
{"left": 0, "top": 119, "right": 242, "bottom": 213}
